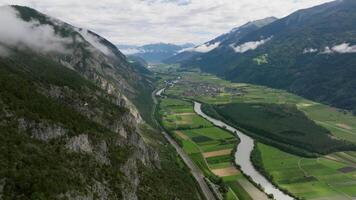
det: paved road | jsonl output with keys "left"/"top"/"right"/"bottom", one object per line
{"left": 151, "top": 88, "right": 216, "bottom": 200}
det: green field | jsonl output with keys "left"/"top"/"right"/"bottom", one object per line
{"left": 158, "top": 69, "right": 356, "bottom": 199}
{"left": 158, "top": 97, "right": 260, "bottom": 199}
{"left": 254, "top": 143, "right": 356, "bottom": 199}
{"left": 164, "top": 72, "right": 356, "bottom": 145}
{"left": 206, "top": 103, "right": 355, "bottom": 155}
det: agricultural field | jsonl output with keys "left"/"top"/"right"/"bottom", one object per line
{"left": 165, "top": 72, "right": 356, "bottom": 145}
{"left": 254, "top": 143, "right": 356, "bottom": 200}
{"left": 159, "top": 69, "right": 356, "bottom": 199}
{"left": 207, "top": 103, "right": 353, "bottom": 155}
{"left": 158, "top": 97, "right": 266, "bottom": 199}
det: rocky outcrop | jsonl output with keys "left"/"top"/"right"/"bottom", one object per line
{"left": 94, "top": 140, "right": 110, "bottom": 165}
{"left": 120, "top": 158, "right": 139, "bottom": 200}
{"left": 66, "top": 134, "right": 93, "bottom": 154}
{"left": 59, "top": 181, "right": 116, "bottom": 200}
{"left": 17, "top": 118, "right": 67, "bottom": 142}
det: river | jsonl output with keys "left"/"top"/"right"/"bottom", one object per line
{"left": 194, "top": 102, "right": 294, "bottom": 200}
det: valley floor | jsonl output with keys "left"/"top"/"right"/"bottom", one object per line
{"left": 152, "top": 64, "right": 356, "bottom": 200}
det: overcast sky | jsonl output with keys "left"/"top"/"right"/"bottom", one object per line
{"left": 0, "top": 0, "right": 333, "bottom": 45}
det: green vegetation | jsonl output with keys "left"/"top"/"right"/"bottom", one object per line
{"left": 252, "top": 143, "right": 356, "bottom": 199}
{"left": 156, "top": 66, "right": 356, "bottom": 199}
{"left": 157, "top": 97, "right": 260, "bottom": 199}
{"left": 204, "top": 103, "right": 355, "bottom": 155}
{"left": 253, "top": 54, "right": 268, "bottom": 65}
{"left": 0, "top": 51, "right": 201, "bottom": 199}
{"left": 166, "top": 72, "right": 356, "bottom": 149}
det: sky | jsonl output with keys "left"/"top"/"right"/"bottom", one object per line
{"left": 0, "top": 0, "right": 333, "bottom": 46}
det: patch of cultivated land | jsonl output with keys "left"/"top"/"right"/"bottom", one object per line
{"left": 256, "top": 143, "right": 356, "bottom": 199}
{"left": 166, "top": 72, "right": 356, "bottom": 145}
{"left": 203, "top": 149, "right": 233, "bottom": 158}
{"left": 159, "top": 70, "right": 356, "bottom": 199}
{"left": 210, "top": 102, "right": 353, "bottom": 155}
{"left": 158, "top": 97, "right": 260, "bottom": 199}
{"left": 212, "top": 167, "right": 240, "bottom": 177}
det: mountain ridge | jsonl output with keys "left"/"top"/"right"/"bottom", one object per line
{"left": 0, "top": 5, "right": 201, "bottom": 199}
{"left": 164, "top": 16, "right": 278, "bottom": 64}
{"left": 118, "top": 42, "right": 195, "bottom": 64}
{"left": 171, "top": 0, "right": 356, "bottom": 112}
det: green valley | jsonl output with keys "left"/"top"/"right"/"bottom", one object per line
{"left": 152, "top": 64, "right": 356, "bottom": 200}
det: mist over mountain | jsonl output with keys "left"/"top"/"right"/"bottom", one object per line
{"left": 118, "top": 43, "right": 195, "bottom": 64}
{"left": 165, "top": 17, "right": 277, "bottom": 64}
{"left": 0, "top": 5, "right": 201, "bottom": 199}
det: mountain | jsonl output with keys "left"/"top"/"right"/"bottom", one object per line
{"left": 164, "top": 17, "right": 277, "bottom": 64}
{"left": 118, "top": 43, "right": 195, "bottom": 64}
{"left": 0, "top": 6, "right": 201, "bottom": 199}
{"left": 177, "top": 0, "right": 356, "bottom": 112}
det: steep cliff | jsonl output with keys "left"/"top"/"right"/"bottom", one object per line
{"left": 0, "top": 5, "right": 200, "bottom": 199}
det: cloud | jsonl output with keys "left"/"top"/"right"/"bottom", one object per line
{"left": 77, "top": 28, "right": 112, "bottom": 55}
{"left": 184, "top": 42, "right": 220, "bottom": 53}
{"left": 322, "top": 43, "right": 356, "bottom": 54}
{"left": 120, "top": 48, "right": 141, "bottom": 55}
{"left": 0, "top": 44, "right": 9, "bottom": 56}
{"left": 0, "top": 6, "right": 71, "bottom": 56}
{"left": 0, "top": 0, "right": 333, "bottom": 45}
{"left": 303, "top": 48, "right": 318, "bottom": 54}
{"left": 231, "top": 37, "right": 272, "bottom": 53}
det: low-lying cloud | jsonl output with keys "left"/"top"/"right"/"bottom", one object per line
{"left": 77, "top": 28, "right": 112, "bottom": 55}
{"left": 323, "top": 43, "right": 356, "bottom": 54}
{"left": 231, "top": 37, "right": 272, "bottom": 53}
{"left": 0, "top": 6, "right": 71, "bottom": 56}
{"left": 185, "top": 42, "right": 220, "bottom": 53}
{"left": 303, "top": 48, "right": 318, "bottom": 54}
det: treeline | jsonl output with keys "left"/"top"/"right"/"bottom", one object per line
{"left": 201, "top": 103, "right": 356, "bottom": 157}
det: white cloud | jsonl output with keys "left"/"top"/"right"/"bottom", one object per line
{"left": 185, "top": 42, "right": 220, "bottom": 53}
{"left": 0, "top": 6, "right": 71, "bottom": 56}
{"left": 77, "top": 28, "right": 112, "bottom": 55}
{"left": 0, "top": 0, "right": 333, "bottom": 45}
{"left": 322, "top": 43, "right": 356, "bottom": 54}
{"left": 303, "top": 48, "right": 318, "bottom": 54}
{"left": 231, "top": 37, "right": 272, "bottom": 53}
{"left": 120, "top": 48, "right": 141, "bottom": 55}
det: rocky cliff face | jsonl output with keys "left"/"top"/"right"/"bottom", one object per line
{"left": 0, "top": 5, "right": 198, "bottom": 200}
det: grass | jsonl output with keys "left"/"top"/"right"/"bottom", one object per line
{"left": 159, "top": 98, "right": 213, "bottom": 130}
{"left": 255, "top": 142, "right": 356, "bottom": 199}
{"left": 165, "top": 72, "right": 356, "bottom": 145}
{"left": 226, "top": 181, "right": 253, "bottom": 200}
{"left": 158, "top": 96, "right": 262, "bottom": 199}
{"left": 209, "top": 102, "right": 354, "bottom": 154}
{"left": 157, "top": 67, "right": 356, "bottom": 199}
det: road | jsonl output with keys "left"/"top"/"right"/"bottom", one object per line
{"left": 151, "top": 87, "right": 216, "bottom": 200}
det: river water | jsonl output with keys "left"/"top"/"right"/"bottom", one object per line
{"left": 194, "top": 102, "right": 294, "bottom": 200}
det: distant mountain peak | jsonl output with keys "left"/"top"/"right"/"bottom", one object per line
{"left": 117, "top": 42, "right": 195, "bottom": 63}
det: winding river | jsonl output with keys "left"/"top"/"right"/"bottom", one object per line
{"left": 194, "top": 102, "right": 294, "bottom": 200}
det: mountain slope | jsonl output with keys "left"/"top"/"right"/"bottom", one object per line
{"left": 165, "top": 17, "right": 277, "bottom": 65}
{"left": 118, "top": 43, "right": 195, "bottom": 64}
{"left": 0, "top": 6, "right": 201, "bottom": 199}
{"left": 180, "top": 0, "right": 356, "bottom": 112}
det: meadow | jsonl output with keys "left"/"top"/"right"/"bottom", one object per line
{"left": 166, "top": 72, "right": 356, "bottom": 146}
{"left": 253, "top": 143, "right": 356, "bottom": 200}
{"left": 158, "top": 97, "right": 266, "bottom": 200}
{"left": 207, "top": 103, "right": 355, "bottom": 155}
{"left": 157, "top": 68, "right": 356, "bottom": 199}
